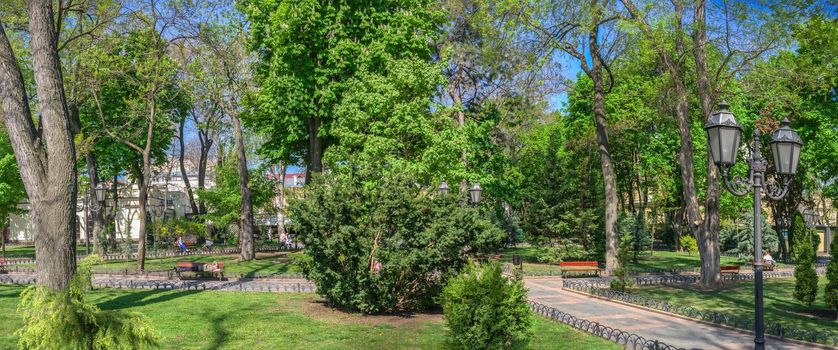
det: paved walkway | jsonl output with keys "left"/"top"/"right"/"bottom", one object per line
{"left": 525, "top": 279, "right": 818, "bottom": 350}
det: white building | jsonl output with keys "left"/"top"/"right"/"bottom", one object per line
{"left": 7, "top": 173, "right": 213, "bottom": 243}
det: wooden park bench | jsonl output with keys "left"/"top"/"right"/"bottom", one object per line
{"left": 749, "top": 259, "right": 776, "bottom": 271}
{"left": 720, "top": 265, "right": 740, "bottom": 275}
{"left": 559, "top": 261, "right": 600, "bottom": 277}
{"left": 174, "top": 261, "right": 224, "bottom": 280}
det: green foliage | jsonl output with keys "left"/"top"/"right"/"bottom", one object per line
{"left": 679, "top": 235, "right": 698, "bottom": 256}
{"left": 720, "top": 210, "right": 779, "bottom": 258}
{"left": 793, "top": 230, "right": 818, "bottom": 307}
{"left": 535, "top": 242, "right": 587, "bottom": 264}
{"left": 618, "top": 213, "right": 651, "bottom": 261}
{"left": 439, "top": 262, "right": 531, "bottom": 350}
{"left": 150, "top": 218, "right": 205, "bottom": 240}
{"left": 15, "top": 255, "right": 159, "bottom": 350}
{"left": 0, "top": 130, "right": 26, "bottom": 226}
{"left": 825, "top": 236, "right": 838, "bottom": 312}
{"left": 198, "top": 158, "right": 274, "bottom": 228}
{"left": 290, "top": 170, "right": 505, "bottom": 313}
{"left": 610, "top": 231, "right": 634, "bottom": 292}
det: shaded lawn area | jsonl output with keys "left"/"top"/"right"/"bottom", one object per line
{"left": 626, "top": 251, "right": 747, "bottom": 271}
{"left": 1, "top": 244, "right": 86, "bottom": 258}
{"left": 93, "top": 251, "right": 304, "bottom": 277}
{"left": 497, "top": 248, "right": 794, "bottom": 275}
{"left": 632, "top": 277, "right": 837, "bottom": 333}
{"left": 0, "top": 285, "right": 618, "bottom": 350}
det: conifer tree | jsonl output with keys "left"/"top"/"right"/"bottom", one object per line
{"left": 793, "top": 216, "right": 818, "bottom": 307}
{"left": 824, "top": 234, "right": 838, "bottom": 315}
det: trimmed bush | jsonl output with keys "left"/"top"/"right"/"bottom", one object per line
{"left": 793, "top": 227, "right": 818, "bottom": 307}
{"left": 680, "top": 235, "right": 698, "bottom": 256}
{"left": 825, "top": 235, "right": 838, "bottom": 314}
{"left": 290, "top": 171, "right": 505, "bottom": 313}
{"left": 440, "top": 262, "right": 531, "bottom": 349}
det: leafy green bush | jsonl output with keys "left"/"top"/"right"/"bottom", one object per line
{"left": 536, "top": 241, "right": 586, "bottom": 264}
{"left": 824, "top": 235, "right": 838, "bottom": 312}
{"left": 793, "top": 228, "right": 818, "bottom": 307}
{"left": 679, "top": 235, "right": 698, "bottom": 256}
{"left": 290, "top": 171, "right": 505, "bottom": 313}
{"left": 610, "top": 231, "right": 634, "bottom": 292}
{"left": 440, "top": 262, "right": 531, "bottom": 349}
{"left": 150, "top": 217, "right": 206, "bottom": 240}
{"left": 16, "top": 255, "right": 159, "bottom": 350}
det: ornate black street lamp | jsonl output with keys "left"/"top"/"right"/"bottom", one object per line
{"left": 469, "top": 183, "right": 483, "bottom": 204}
{"left": 705, "top": 102, "right": 802, "bottom": 350}
{"left": 438, "top": 181, "right": 450, "bottom": 195}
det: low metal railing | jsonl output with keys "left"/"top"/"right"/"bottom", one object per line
{"left": 529, "top": 301, "right": 683, "bottom": 350}
{"left": 562, "top": 282, "right": 838, "bottom": 346}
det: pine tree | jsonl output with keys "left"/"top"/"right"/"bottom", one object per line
{"left": 824, "top": 234, "right": 838, "bottom": 315}
{"left": 793, "top": 216, "right": 818, "bottom": 307}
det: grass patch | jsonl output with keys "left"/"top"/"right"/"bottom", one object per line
{"left": 0, "top": 285, "right": 617, "bottom": 349}
{"left": 92, "top": 251, "right": 304, "bottom": 276}
{"left": 632, "top": 277, "right": 837, "bottom": 332}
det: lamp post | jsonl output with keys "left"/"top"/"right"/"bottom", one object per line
{"left": 438, "top": 181, "right": 450, "bottom": 195}
{"left": 469, "top": 183, "right": 483, "bottom": 205}
{"left": 705, "top": 102, "right": 802, "bottom": 350}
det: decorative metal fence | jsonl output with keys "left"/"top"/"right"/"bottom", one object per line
{"left": 562, "top": 282, "right": 838, "bottom": 346}
{"left": 529, "top": 301, "right": 684, "bottom": 350}
{"left": 0, "top": 274, "right": 317, "bottom": 293}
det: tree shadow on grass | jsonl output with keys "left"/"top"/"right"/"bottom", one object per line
{"left": 97, "top": 289, "right": 203, "bottom": 311}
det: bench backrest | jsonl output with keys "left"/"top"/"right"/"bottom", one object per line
{"left": 560, "top": 261, "right": 599, "bottom": 267}
{"left": 720, "top": 265, "right": 739, "bottom": 270}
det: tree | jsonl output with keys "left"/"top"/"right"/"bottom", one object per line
{"left": 0, "top": 0, "right": 78, "bottom": 290}
{"left": 515, "top": 0, "right": 623, "bottom": 275}
{"left": 793, "top": 216, "right": 818, "bottom": 307}
{"left": 720, "top": 210, "right": 778, "bottom": 259}
{"left": 88, "top": 17, "right": 185, "bottom": 270}
{"left": 240, "top": 1, "right": 445, "bottom": 180}
{"left": 620, "top": 0, "right": 799, "bottom": 286}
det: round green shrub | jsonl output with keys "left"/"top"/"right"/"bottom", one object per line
{"left": 290, "top": 171, "right": 505, "bottom": 313}
{"left": 439, "top": 262, "right": 531, "bottom": 349}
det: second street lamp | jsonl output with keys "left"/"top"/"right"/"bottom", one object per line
{"left": 705, "top": 102, "right": 802, "bottom": 350}
{"left": 469, "top": 183, "right": 483, "bottom": 204}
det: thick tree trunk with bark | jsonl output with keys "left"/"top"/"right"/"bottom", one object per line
{"left": 197, "top": 129, "right": 212, "bottom": 215}
{"left": 86, "top": 153, "right": 104, "bottom": 255}
{"left": 232, "top": 113, "right": 254, "bottom": 260}
{"left": 589, "top": 33, "right": 619, "bottom": 276}
{"left": 0, "top": 1, "right": 77, "bottom": 291}
{"left": 179, "top": 118, "right": 199, "bottom": 215}
{"left": 693, "top": 0, "right": 722, "bottom": 286}
{"left": 136, "top": 161, "right": 150, "bottom": 271}
{"left": 306, "top": 117, "right": 323, "bottom": 182}
{"left": 275, "top": 164, "right": 287, "bottom": 238}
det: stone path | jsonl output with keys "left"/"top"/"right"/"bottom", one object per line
{"left": 525, "top": 278, "right": 820, "bottom": 350}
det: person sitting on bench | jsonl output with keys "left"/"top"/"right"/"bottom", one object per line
{"left": 763, "top": 250, "right": 776, "bottom": 268}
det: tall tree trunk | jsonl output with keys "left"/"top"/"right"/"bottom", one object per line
{"left": 232, "top": 113, "right": 254, "bottom": 261}
{"left": 197, "top": 131, "right": 211, "bottom": 215}
{"left": 693, "top": 0, "right": 721, "bottom": 286}
{"left": 275, "top": 164, "right": 287, "bottom": 238}
{"left": 0, "top": 1, "right": 77, "bottom": 291}
{"left": 136, "top": 160, "right": 150, "bottom": 271}
{"left": 589, "top": 32, "right": 619, "bottom": 276}
{"left": 179, "top": 118, "right": 199, "bottom": 215}
{"left": 447, "top": 62, "right": 469, "bottom": 191}
{"left": 86, "top": 152, "right": 104, "bottom": 255}
{"left": 306, "top": 117, "right": 323, "bottom": 182}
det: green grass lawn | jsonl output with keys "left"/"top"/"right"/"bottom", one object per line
{"left": 497, "top": 247, "right": 793, "bottom": 275}
{"left": 93, "top": 252, "right": 304, "bottom": 276}
{"left": 0, "top": 285, "right": 618, "bottom": 350}
{"left": 1, "top": 244, "right": 86, "bottom": 258}
{"left": 632, "top": 277, "right": 837, "bottom": 333}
